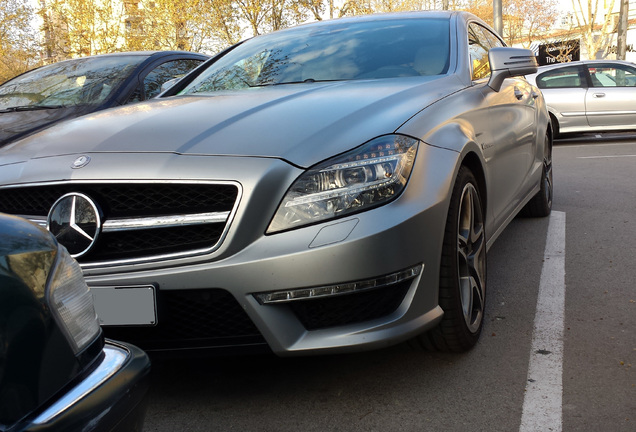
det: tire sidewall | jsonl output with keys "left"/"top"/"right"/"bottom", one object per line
{"left": 437, "top": 166, "right": 486, "bottom": 351}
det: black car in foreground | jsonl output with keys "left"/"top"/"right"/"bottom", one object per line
{"left": 0, "top": 51, "right": 208, "bottom": 147}
{"left": 0, "top": 213, "right": 151, "bottom": 431}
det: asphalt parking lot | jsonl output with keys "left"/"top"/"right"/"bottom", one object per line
{"left": 142, "top": 134, "right": 636, "bottom": 432}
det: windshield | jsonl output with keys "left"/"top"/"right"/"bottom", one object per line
{"left": 0, "top": 55, "right": 147, "bottom": 110}
{"left": 181, "top": 18, "right": 450, "bottom": 94}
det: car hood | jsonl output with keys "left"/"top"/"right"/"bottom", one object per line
{"left": 0, "top": 105, "right": 94, "bottom": 147}
{"left": 1, "top": 76, "right": 463, "bottom": 168}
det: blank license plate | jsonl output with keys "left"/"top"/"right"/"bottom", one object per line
{"left": 91, "top": 285, "right": 157, "bottom": 326}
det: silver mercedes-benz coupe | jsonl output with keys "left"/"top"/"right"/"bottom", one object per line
{"left": 0, "top": 11, "right": 553, "bottom": 356}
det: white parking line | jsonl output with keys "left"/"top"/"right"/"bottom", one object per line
{"left": 577, "top": 154, "right": 636, "bottom": 159}
{"left": 519, "top": 211, "right": 566, "bottom": 432}
{"left": 560, "top": 142, "right": 636, "bottom": 149}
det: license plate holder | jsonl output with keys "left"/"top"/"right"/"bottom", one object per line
{"left": 91, "top": 285, "right": 157, "bottom": 326}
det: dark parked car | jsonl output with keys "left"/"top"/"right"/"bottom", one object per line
{"left": 0, "top": 51, "right": 208, "bottom": 147}
{"left": 0, "top": 213, "right": 151, "bottom": 431}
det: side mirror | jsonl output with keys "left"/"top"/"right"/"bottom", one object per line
{"left": 488, "top": 47, "right": 538, "bottom": 92}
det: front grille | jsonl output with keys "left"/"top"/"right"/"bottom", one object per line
{"left": 0, "top": 183, "right": 237, "bottom": 217}
{"left": 102, "top": 289, "right": 267, "bottom": 352}
{"left": 289, "top": 281, "right": 411, "bottom": 330}
{"left": 92, "top": 224, "right": 226, "bottom": 261}
{"left": 0, "top": 182, "right": 239, "bottom": 264}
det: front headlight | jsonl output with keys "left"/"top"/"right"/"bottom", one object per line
{"left": 267, "top": 135, "right": 418, "bottom": 233}
{"left": 47, "top": 245, "right": 100, "bottom": 354}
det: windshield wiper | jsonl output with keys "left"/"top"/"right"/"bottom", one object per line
{"left": 0, "top": 105, "right": 65, "bottom": 113}
{"left": 273, "top": 79, "right": 316, "bottom": 85}
{"left": 251, "top": 78, "right": 344, "bottom": 88}
{"left": 273, "top": 79, "right": 349, "bottom": 86}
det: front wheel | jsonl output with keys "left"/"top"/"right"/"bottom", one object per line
{"left": 411, "top": 166, "right": 487, "bottom": 352}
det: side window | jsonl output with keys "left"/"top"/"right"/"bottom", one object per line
{"left": 142, "top": 59, "right": 204, "bottom": 100}
{"left": 588, "top": 64, "right": 636, "bottom": 87}
{"left": 127, "top": 86, "right": 143, "bottom": 104}
{"left": 468, "top": 24, "right": 493, "bottom": 81}
{"left": 481, "top": 27, "right": 504, "bottom": 50}
{"left": 536, "top": 66, "right": 584, "bottom": 89}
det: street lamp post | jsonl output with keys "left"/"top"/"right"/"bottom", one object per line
{"left": 493, "top": 0, "right": 503, "bottom": 37}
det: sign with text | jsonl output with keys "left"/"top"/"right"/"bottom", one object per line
{"left": 538, "top": 40, "right": 581, "bottom": 65}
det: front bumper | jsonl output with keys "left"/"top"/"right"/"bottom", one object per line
{"left": 96, "top": 208, "right": 448, "bottom": 356}
{"left": 2, "top": 144, "right": 459, "bottom": 356}
{"left": 26, "top": 341, "right": 151, "bottom": 432}
{"left": 86, "top": 145, "right": 457, "bottom": 356}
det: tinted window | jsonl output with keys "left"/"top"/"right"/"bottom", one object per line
{"left": 181, "top": 18, "right": 451, "bottom": 94}
{"left": 0, "top": 55, "right": 147, "bottom": 109}
{"left": 587, "top": 64, "right": 636, "bottom": 87}
{"left": 536, "top": 66, "right": 583, "bottom": 89}
{"left": 143, "top": 59, "right": 204, "bottom": 99}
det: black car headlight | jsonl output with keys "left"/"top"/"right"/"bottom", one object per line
{"left": 267, "top": 135, "right": 418, "bottom": 233}
{"left": 47, "top": 245, "right": 101, "bottom": 354}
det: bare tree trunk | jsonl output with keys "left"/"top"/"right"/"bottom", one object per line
{"left": 616, "top": 0, "right": 628, "bottom": 59}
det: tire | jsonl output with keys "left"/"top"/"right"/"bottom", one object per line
{"left": 411, "top": 166, "right": 487, "bottom": 352}
{"left": 522, "top": 133, "right": 553, "bottom": 218}
{"left": 550, "top": 114, "right": 560, "bottom": 139}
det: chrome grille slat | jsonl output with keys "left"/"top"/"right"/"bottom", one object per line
{"left": 102, "top": 211, "right": 231, "bottom": 232}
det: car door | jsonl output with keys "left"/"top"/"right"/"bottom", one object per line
{"left": 584, "top": 62, "right": 636, "bottom": 128}
{"left": 471, "top": 24, "right": 537, "bottom": 227}
{"left": 535, "top": 65, "right": 588, "bottom": 132}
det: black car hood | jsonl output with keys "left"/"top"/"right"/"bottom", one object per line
{"left": 0, "top": 105, "right": 95, "bottom": 147}
{"left": 0, "top": 76, "right": 464, "bottom": 168}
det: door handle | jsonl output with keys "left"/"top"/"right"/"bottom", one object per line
{"left": 593, "top": 93, "right": 606, "bottom": 98}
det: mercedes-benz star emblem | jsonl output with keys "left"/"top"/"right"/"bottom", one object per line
{"left": 47, "top": 193, "right": 102, "bottom": 258}
{"left": 72, "top": 155, "right": 91, "bottom": 169}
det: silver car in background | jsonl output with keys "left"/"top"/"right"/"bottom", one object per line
{"left": 526, "top": 60, "right": 636, "bottom": 136}
{"left": 0, "top": 11, "right": 552, "bottom": 356}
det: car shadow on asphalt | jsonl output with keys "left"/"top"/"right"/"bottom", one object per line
{"left": 555, "top": 131, "right": 636, "bottom": 144}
